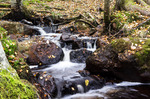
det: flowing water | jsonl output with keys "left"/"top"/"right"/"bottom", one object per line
{"left": 30, "top": 27, "right": 150, "bottom": 99}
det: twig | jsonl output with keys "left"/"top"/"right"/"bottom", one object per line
{"left": 133, "top": 18, "right": 150, "bottom": 30}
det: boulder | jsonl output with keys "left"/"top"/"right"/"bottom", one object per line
{"left": 61, "top": 76, "right": 105, "bottom": 97}
{"left": 27, "top": 39, "right": 64, "bottom": 66}
{"left": 33, "top": 71, "right": 57, "bottom": 98}
{"left": 0, "top": 21, "right": 40, "bottom": 36}
{"left": 60, "top": 33, "right": 77, "bottom": 42}
{"left": 86, "top": 44, "right": 141, "bottom": 82}
{"left": 70, "top": 49, "right": 92, "bottom": 63}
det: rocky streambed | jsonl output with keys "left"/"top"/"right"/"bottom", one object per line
{"left": 1, "top": 20, "right": 150, "bottom": 99}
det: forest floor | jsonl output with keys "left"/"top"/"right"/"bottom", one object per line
{"left": 0, "top": 0, "right": 150, "bottom": 38}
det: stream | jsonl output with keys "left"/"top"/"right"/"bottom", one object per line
{"left": 29, "top": 26, "right": 150, "bottom": 99}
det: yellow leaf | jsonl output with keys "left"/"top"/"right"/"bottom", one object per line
{"left": 85, "top": 79, "right": 89, "bottom": 86}
{"left": 71, "top": 87, "right": 75, "bottom": 91}
{"left": 34, "top": 74, "right": 36, "bottom": 77}
{"left": 52, "top": 55, "right": 55, "bottom": 58}
{"left": 26, "top": 70, "right": 29, "bottom": 73}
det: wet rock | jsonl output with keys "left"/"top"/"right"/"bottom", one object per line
{"left": 140, "top": 72, "right": 150, "bottom": 83}
{"left": 0, "top": 21, "right": 40, "bottom": 36}
{"left": 72, "top": 39, "right": 96, "bottom": 49}
{"left": 60, "top": 33, "right": 77, "bottom": 42}
{"left": 34, "top": 83, "right": 51, "bottom": 99}
{"left": 43, "top": 27, "right": 53, "bottom": 33}
{"left": 78, "top": 70, "right": 90, "bottom": 77}
{"left": 106, "top": 86, "right": 150, "bottom": 99}
{"left": 61, "top": 76, "right": 105, "bottom": 97}
{"left": 86, "top": 45, "right": 140, "bottom": 82}
{"left": 17, "top": 37, "right": 32, "bottom": 52}
{"left": 21, "top": 19, "right": 33, "bottom": 25}
{"left": 27, "top": 39, "right": 64, "bottom": 66}
{"left": 33, "top": 72, "right": 57, "bottom": 98}
{"left": 70, "top": 49, "right": 92, "bottom": 63}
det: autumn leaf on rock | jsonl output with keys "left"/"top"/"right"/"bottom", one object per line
{"left": 85, "top": 79, "right": 89, "bottom": 86}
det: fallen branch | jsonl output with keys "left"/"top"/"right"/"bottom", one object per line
{"left": 54, "top": 14, "right": 83, "bottom": 25}
{"left": 45, "top": 6, "right": 66, "bottom": 11}
{"left": 133, "top": 18, "right": 150, "bottom": 30}
{"left": 75, "top": 19, "right": 96, "bottom": 28}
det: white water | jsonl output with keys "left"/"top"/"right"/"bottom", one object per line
{"left": 33, "top": 26, "right": 47, "bottom": 35}
{"left": 62, "top": 48, "right": 71, "bottom": 62}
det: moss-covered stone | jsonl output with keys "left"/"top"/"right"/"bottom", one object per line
{"left": 0, "top": 69, "right": 37, "bottom": 99}
{"left": 1, "top": 39, "right": 35, "bottom": 82}
{"left": 111, "top": 38, "right": 130, "bottom": 53}
{"left": 135, "top": 39, "right": 150, "bottom": 70}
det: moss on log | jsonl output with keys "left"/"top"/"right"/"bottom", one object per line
{"left": 115, "top": 0, "right": 150, "bottom": 16}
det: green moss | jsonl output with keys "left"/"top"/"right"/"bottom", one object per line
{"left": 1, "top": 39, "right": 17, "bottom": 56}
{"left": 135, "top": 39, "right": 150, "bottom": 67}
{"left": 111, "top": 38, "right": 130, "bottom": 53}
{"left": 0, "top": 26, "right": 7, "bottom": 39}
{"left": 1, "top": 39, "right": 32, "bottom": 81}
{"left": 0, "top": 69, "right": 37, "bottom": 99}
{"left": 111, "top": 11, "right": 140, "bottom": 30}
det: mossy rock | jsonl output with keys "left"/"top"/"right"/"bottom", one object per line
{"left": 0, "top": 69, "right": 38, "bottom": 99}
{"left": 135, "top": 39, "right": 150, "bottom": 69}
{"left": 111, "top": 38, "right": 130, "bottom": 53}
{"left": 1, "top": 39, "right": 34, "bottom": 82}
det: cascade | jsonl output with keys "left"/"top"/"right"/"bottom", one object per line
{"left": 30, "top": 27, "right": 150, "bottom": 99}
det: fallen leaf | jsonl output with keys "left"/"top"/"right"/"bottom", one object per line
{"left": 85, "top": 79, "right": 89, "bottom": 86}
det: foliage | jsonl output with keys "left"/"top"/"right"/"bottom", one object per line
{"left": 0, "top": 26, "right": 7, "bottom": 39}
{"left": 111, "top": 11, "right": 140, "bottom": 30}
{"left": 0, "top": 69, "right": 37, "bottom": 99}
{"left": 1, "top": 39, "right": 26, "bottom": 69}
{"left": 1, "top": 39, "right": 33, "bottom": 81}
{"left": 1, "top": 39, "right": 17, "bottom": 56}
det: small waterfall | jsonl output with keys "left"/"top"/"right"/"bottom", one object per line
{"left": 87, "top": 41, "right": 92, "bottom": 49}
{"left": 33, "top": 26, "right": 47, "bottom": 35}
{"left": 62, "top": 48, "right": 71, "bottom": 62}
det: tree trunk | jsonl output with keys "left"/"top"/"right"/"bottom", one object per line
{"left": 104, "top": 0, "right": 111, "bottom": 34}
{"left": 4, "top": 0, "right": 34, "bottom": 21}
